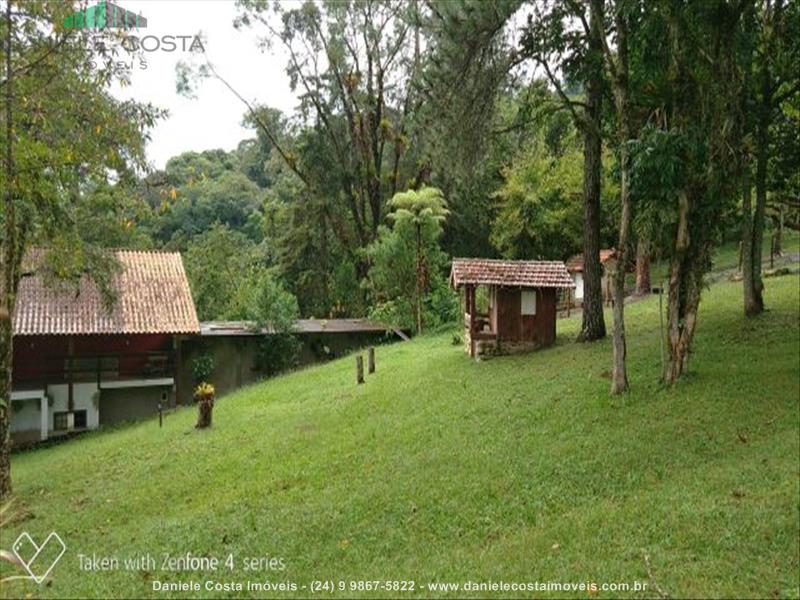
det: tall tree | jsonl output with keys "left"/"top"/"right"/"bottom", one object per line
{"left": 0, "top": 2, "right": 160, "bottom": 496}
{"left": 627, "top": 0, "right": 749, "bottom": 384}
{"left": 589, "top": 0, "right": 633, "bottom": 393}
{"left": 235, "top": 0, "right": 424, "bottom": 250}
{"left": 387, "top": 186, "right": 449, "bottom": 334}
{"left": 741, "top": 0, "right": 798, "bottom": 315}
{"left": 468, "top": 0, "right": 612, "bottom": 342}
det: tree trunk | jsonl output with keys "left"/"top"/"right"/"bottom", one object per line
{"left": 0, "top": 304, "right": 12, "bottom": 499}
{"left": 0, "top": 0, "right": 15, "bottom": 499}
{"left": 608, "top": 0, "right": 631, "bottom": 395}
{"left": 742, "top": 18, "right": 776, "bottom": 316}
{"left": 577, "top": 0, "right": 606, "bottom": 343}
{"left": 665, "top": 191, "right": 688, "bottom": 383}
{"left": 195, "top": 396, "right": 214, "bottom": 428}
{"left": 610, "top": 164, "right": 631, "bottom": 395}
{"left": 635, "top": 239, "right": 651, "bottom": 296}
{"left": 741, "top": 168, "right": 760, "bottom": 314}
{"left": 415, "top": 222, "right": 423, "bottom": 335}
{"left": 749, "top": 77, "right": 770, "bottom": 314}
{"left": 773, "top": 206, "right": 783, "bottom": 255}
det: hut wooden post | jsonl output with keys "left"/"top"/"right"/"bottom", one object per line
{"left": 467, "top": 285, "right": 476, "bottom": 358}
{"left": 566, "top": 288, "right": 571, "bottom": 317}
{"left": 368, "top": 347, "right": 375, "bottom": 374}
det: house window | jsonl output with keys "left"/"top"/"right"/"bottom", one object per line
{"left": 521, "top": 290, "right": 537, "bottom": 315}
{"left": 73, "top": 410, "right": 87, "bottom": 429}
{"left": 53, "top": 412, "right": 69, "bottom": 431}
{"left": 53, "top": 410, "right": 87, "bottom": 431}
{"left": 66, "top": 356, "right": 119, "bottom": 381}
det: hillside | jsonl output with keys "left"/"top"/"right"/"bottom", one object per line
{"left": 2, "top": 275, "right": 799, "bottom": 599}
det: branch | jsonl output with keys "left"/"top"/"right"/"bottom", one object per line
{"left": 588, "top": 0, "right": 618, "bottom": 80}
{"left": 537, "top": 57, "right": 598, "bottom": 137}
{"left": 202, "top": 60, "right": 310, "bottom": 188}
{"left": 0, "top": 32, "right": 72, "bottom": 89}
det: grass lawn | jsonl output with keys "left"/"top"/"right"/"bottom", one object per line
{"left": 2, "top": 275, "right": 799, "bottom": 599}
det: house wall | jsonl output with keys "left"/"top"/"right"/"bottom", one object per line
{"left": 491, "top": 287, "right": 557, "bottom": 350}
{"left": 178, "top": 336, "right": 262, "bottom": 405}
{"left": 11, "top": 333, "right": 177, "bottom": 445}
{"left": 10, "top": 398, "right": 41, "bottom": 439}
{"left": 523, "top": 288, "right": 557, "bottom": 347}
{"left": 10, "top": 381, "right": 100, "bottom": 445}
{"left": 13, "top": 333, "right": 174, "bottom": 384}
{"left": 99, "top": 386, "right": 171, "bottom": 426}
{"left": 47, "top": 382, "right": 100, "bottom": 430}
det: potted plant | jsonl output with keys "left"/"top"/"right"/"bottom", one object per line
{"left": 193, "top": 382, "right": 215, "bottom": 429}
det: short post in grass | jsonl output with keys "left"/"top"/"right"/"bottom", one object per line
{"left": 770, "top": 233, "right": 775, "bottom": 269}
{"left": 658, "top": 282, "right": 665, "bottom": 379}
{"left": 158, "top": 401, "right": 163, "bottom": 428}
{"left": 356, "top": 355, "right": 364, "bottom": 384}
{"left": 368, "top": 347, "right": 375, "bottom": 374}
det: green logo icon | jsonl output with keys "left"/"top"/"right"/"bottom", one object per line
{"left": 63, "top": 1, "right": 147, "bottom": 30}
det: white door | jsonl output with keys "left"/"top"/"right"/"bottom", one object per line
{"left": 574, "top": 273, "right": 584, "bottom": 300}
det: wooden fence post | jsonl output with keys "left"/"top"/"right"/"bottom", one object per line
{"left": 356, "top": 355, "right": 364, "bottom": 384}
{"left": 368, "top": 347, "right": 375, "bottom": 374}
{"left": 770, "top": 233, "right": 775, "bottom": 269}
{"left": 738, "top": 241, "right": 743, "bottom": 272}
{"left": 658, "top": 283, "right": 665, "bottom": 380}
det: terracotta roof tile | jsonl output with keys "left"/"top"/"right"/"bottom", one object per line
{"left": 565, "top": 249, "right": 617, "bottom": 273}
{"left": 14, "top": 249, "right": 200, "bottom": 336}
{"left": 450, "top": 258, "right": 574, "bottom": 289}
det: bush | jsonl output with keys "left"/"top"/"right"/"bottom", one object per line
{"left": 248, "top": 271, "right": 301, "bottom": 376}
{"left": 191, "top": 353, "right": 214, "bottom": 385}
{"left": 256, "top": 333, "right": 302, "bottom": 377}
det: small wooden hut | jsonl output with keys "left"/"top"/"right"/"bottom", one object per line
{"left": 450, "top": 258, "right": 574, "bottom": 357}
{"left": 565, "top": 249, "right": 617, "bottom": 306}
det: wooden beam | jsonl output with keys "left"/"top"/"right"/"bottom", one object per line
{"left": 67, "top": 336, "right": 74, "bottom": 411}
{"left": 173, "top": 335, "right": 182, "bottom": 406}
{"left": 468, "top": 285, "right": 476, "bottom": 358}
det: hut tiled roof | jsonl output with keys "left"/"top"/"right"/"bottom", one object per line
{"left": 565, "top": 249, "right": 617, "bottom": 273}
{"left": 13, "top": 249, "right": 200, "bottom": 336}
{"left": 450, "top": 258, "right": 574, "bottom": 289}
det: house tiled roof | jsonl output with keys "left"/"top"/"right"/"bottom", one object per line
{"left": 566, "top": 249, "right": 617, "bottom": 273}
{"left": 450, "top": 258, "right": 574, "bottom": 289}
{"left": 14, "top": 249, "right": 200, "bottom": 336}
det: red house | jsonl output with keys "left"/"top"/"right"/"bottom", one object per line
{"left": 451, "top": 258, "right": 574, "bottom": 357}
{"left": 11, "top": 250, "right": 199, "bottom": 445}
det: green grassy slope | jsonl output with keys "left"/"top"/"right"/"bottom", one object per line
{"left": 2, "top": 276, "right": 799, "bottom": 599}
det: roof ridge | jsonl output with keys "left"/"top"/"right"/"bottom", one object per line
{"left": 452, "top": 257, "right": 567, "bottom": 263}
{"left": 27, "top": 246, "right": 182, "bottom": 256}
{"left": 114, "top": 249, "right": 182, "bottom": 255}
